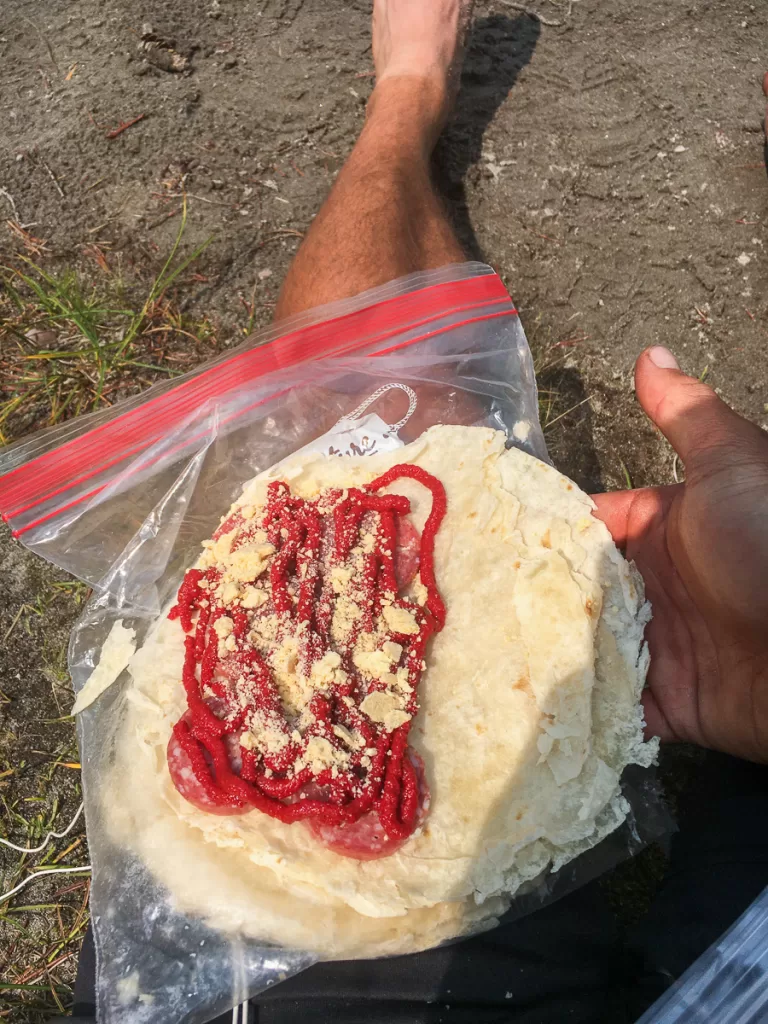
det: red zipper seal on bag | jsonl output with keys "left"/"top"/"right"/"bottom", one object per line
{"left": 2, "top": 275, "right": 516, "bottom": 534}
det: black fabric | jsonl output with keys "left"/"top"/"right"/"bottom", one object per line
{"left": 247, "top": 879, "right": 626, "bottom": 1024}
{"left": 59, "top": 753, "right": 768, "bottom": 1024}
{"left": 622, "top": 753, "right": 768, "bottom": 1022}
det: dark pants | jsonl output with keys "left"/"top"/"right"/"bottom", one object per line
{"left": 65, "top": 753, "right": 768, "bottom": 1024}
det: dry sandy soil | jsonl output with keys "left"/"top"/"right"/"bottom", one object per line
{"left": 0, "top": 0, "right": 766, "bottom": 1017}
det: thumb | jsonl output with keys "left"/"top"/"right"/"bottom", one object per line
{"left": 634, "top": 347, "right": 764, "bottom": 473}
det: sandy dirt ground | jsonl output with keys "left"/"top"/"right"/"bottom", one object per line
{"left": 0, "top": 0, "right": 766, "bottom": 1015}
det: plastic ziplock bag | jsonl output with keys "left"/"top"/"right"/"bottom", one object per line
{"left": 636, "top": 885, "right": 768, "bottom": 1024}
{"left": 0, "top": 262, "right": 670, "bottom": 1023}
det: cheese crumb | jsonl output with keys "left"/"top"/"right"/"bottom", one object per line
{"left": 382, "top": 605, "right": 419, "bottom": 635}
{"left": 330, "top": 566, "right": 354, "bottom": 594}
{"left": 333, "top": 723, "right": 362, "bottom": 749}
{"left": 382, "top": 641, "right": 403, "bottom": 662}
{"left": 303, "top": 736, "right": 347, "bottom": 773}
{"left": 311, "top": 651, "right": 345, "bottom": 688}
{"left": 271, "top": 638, "right": 302, "bottom": 710}
{"left": 394, "top": 667, "right": 413, "bottom": 694}
{"left": 353, "top": 649, "right": 392, "bottom": 679}
{"left": 213, "top": 616, "right": 234, "bottom": 638}
{"left": 225, "top": 543, "right": 275, "bottom": 583}
{"left": 360, "top": 690, "right": 411, "bottom": 731}
{"left": 241, "top": 586, "right": 268, "bottom": 609}
{"left": 219, "top": 580, "right": 241, "bottom": 605}
{"left": 213, "top": 532, "right": 235, "bottom": 562}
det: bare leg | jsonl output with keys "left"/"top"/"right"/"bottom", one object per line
{"left": 274, "top": 0, "right": 473, "bottom": 321}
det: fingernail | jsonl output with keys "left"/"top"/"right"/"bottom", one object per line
{"left": 648, "top": 346, "right": 680, "bottom": 370}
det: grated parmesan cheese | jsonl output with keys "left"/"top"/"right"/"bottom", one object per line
{"left": 382, "top": 605, "right": 419, "bottom": 635}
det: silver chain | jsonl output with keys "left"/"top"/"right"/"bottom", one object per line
{"left": 340, "top": 383, "right": 418, "bottom": 435}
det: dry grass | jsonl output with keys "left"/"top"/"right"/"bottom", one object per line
{"left": 0, "top": 202, "right": 219, "bottom": 446}
{"left": 0, "top": 580, "right": 91, "bottom": 1022}
{"left": 529, "top": 318, "right": 594, "bottom": 436}
{"left": 0, "top": 207, "right": 226, "bottom": 1021}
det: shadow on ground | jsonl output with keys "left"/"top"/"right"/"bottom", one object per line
{"left": 434, "top": 13, "right": 541, "bottom": 260}
{"left": 540, "top": 364, "right": 605, "bottom": 493}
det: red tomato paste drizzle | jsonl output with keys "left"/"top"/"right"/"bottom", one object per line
{"left": 167, "top": 464, "right": 447, "bottom": 853}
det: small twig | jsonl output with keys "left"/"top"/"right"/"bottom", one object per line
{"left": 22, "top": 16, "right": 59, "bottom": 72}
{"left": 544, "top": 395, "right": 592, "bottom": 431}
{"left": 157, "top": 190, "right": 235, "bottom": 207}
{"left": 146, "top": 207, "right": 181, "bottom": 230}
{"left": 82, "top": 244, "right": 111, "bottom": 274}
{"left": 105, "top": 113, "right": 146, "bottom": 139}
{"left": 6, "top": 219, "right": 48, "bottom": 254}
{"left": 494, "top": 0, "right": 567, "bottom": 27}
{"left": 523, "top": 223, "right": 561, "bottom": 244}
{"left": 552, "top": 334, "right": 589, "bottom": 349}
{"left": 37, "top": 156, "right": 65, "bottom": 198}
{"left": 87, "top": 110, "right": 108, "bottom": 131}
{"left": 18, "top": 948, "right": 78, "bottom": 986}
{"left": 51, "top": 837, "right": 84, "bottom": 865}
{"left": 187, "top": 192, "right": 234, "bottom": 206}
{"left": 0, "top": 187, "right": 19, "bottom": 220}
{"left": 2, "top": 606, "right": 25, "bottom": 644}
{"left": 50, "top": 879, "right": 89, "bottom": 899}
{"left": 254, "top": 228, "right": 305, "bottom": 251}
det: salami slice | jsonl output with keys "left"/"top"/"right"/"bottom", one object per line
{"left": 307, "top": 750, "right": 430, "bottom": 860}
{"left": 394, "top": 516, "right": 421, "bottom": 589}
{"left": 166, "top": 725, "right": 244, "bottom": 816}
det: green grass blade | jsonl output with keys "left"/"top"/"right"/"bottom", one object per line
{"left": 156, "top": 236, "right": 213, "bottom": 294}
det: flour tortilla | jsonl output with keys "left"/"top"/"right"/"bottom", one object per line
{"left": 107, "top": 425, "right": 656, "bottom": 958}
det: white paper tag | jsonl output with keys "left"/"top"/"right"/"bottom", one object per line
{"left": 288, "top": 384, "right": 418, "bottom": 464}
{"left": 300, "top": 413, "right": 404, "bottom": 460}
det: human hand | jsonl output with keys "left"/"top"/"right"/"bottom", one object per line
{"left": 592, "top": 347, "right": 768, "bottom": 764}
